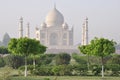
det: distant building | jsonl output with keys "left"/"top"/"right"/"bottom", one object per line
{"left": 18, "top": 6, "right": 89, "bottom": 54}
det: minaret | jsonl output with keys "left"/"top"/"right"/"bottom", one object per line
{"left": 54, "top": 2, "right": 56, "bottom": 9}
{"left": 35, "top": 27, "right": 40, "bottom": 40}
{"left": 82, "top": 17, "right": 88, "bottom": 45}
{"left": 84, "top": 17, "right": 88, "bottom": 45}
{"left": 19, "top": 17, "right": 23, "bottom": 38}
{"left": 82, "top": 23, "right": 85, "bottom": 45}
{"left": 26, "top": 23, "right": 30, "bottom": 38}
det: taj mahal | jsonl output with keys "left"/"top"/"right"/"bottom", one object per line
{"left": 18, "top": 6, "right": 88, "bottom": 54}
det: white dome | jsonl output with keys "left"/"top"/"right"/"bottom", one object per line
{"left": 45, "top": 7, "right": 64, "bottom": 27}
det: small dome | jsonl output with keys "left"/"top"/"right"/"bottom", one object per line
{"left": 45, "top": 7, "right": 64, "bottom": 27}
{"left": 62, "top": 23, "right": 68, "bottom": 29}
{"left": 40, "top": 22, "right": 46, "bottom": 28}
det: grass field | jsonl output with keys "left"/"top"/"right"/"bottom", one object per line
{"left": 0, "top": 67, "right": 120, "bottom": 80}
{"left": 11, "top": 76, "right": 120, "bottom": 80}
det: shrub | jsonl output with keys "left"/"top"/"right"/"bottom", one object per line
{"left": 0, "top": 67, "right": 12, "bottom": 80}
{"left": 72, "top": 54, "right": 87, "bottom": 64}
{"left": 3, "top": 55, "right": 24, "bottom": 69}
{"left": 108, "top": 64, "right": 120, "bottom": 76}
{"left": 44, "top": 78, "right": 50, "bottom": 80}
{"left": 91, "top": 65, "right": 101, "bottom": 76}
{"left": 30, "top": 65, "right": 53, "bottom": 76}
{"left": 55, "top": 53, "right": 71, "bottom": 65}
{"left": 73, "top": 64, "right": 88, "bottom": 76}
{"left": 36, "top": 54, "right": 56, "bottom": 65}
{"left": 0, "top": 57, "right": 5, "bottom": 67}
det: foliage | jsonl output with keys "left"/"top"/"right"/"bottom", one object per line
{"left": 91, "top": 65, "right": 101, "bottom": 76}
{"left": 8, "top": 76, "right": 120, "bottom": 80}
{"left": 8, "top": 38, "right": 18, "bottom": 54}
{"left": 79, "top": 44, "right": 92, "bottom": 55}
{"left": 73, "top": 64, "right": 88, "bottom": 76}
{"left": 107, "top": 54, "right": 120, "bottom": 65}
{"left": 78, "top": 44, "right": 93, "bottom": 70}
{"left": 72, "top": 53, "right": 87, "bottom": 64}
{"left": 0, "top": 46, "right": 9, "bottom": 54}
{"left": 90, "top": 37, "right": 116, "bottom": 58}
{"left": 8, "top": 37, "right": 46, "bottom": 77}
{"left": 0, "top": 67, "right": 13, "bottom": 80}
{"left": 8, "top": 38, "right": 46, "bottom": 56}
{"left": 88, "top": 37, "right": 116, "bottom": 77}
{"left": 52, "top": 65, "right": 73, "bottom": 76}
{"left": 0, "top": 57, "right": 5, "bottom": 67}
{"left": 36, "top": 54, "right": 56, "bottom": 65}
{"left": 55, "top": 53, "right": 71, "bottom": 65}
{"left": 30, "top": 65, "right": 53, "bottom": 76}
{"left": 107, "top": 64, "right": 120, "bottom": 76}
{"left": 3, "top": 55, "right": 24, "bottom": 69}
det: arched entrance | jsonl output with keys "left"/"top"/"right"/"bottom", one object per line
{"left": 49, "top": 33, "right": 58, "bottom": 45}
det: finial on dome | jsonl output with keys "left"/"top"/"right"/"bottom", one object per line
{"left": 85, "top": 16, "right": 88, "bottom": 21}
{"left": 20, "top": 16, "right": 23, "bottom": 22}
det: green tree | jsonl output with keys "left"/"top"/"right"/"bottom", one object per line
{"left": 8, "top": 37, "right": 46, "bottom": 77}
{"left": 78, "top": 45, "right": 92, "bottom": 70}
{"left": 90, "top": 37, "right": 116, "bottom": 77}
{"left": 8, "top": 38, "right": 18, "bottom": 54}
{"left": 29, "top": 39, "right": 46, "bottom": 70}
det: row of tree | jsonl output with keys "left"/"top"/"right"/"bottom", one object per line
{"left": 0, "top": 37, "right": 119, "bottom": 77}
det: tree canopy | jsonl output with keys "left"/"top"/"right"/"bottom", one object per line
{"left": 90, "top": 37, "right": 116, "bottom": 57}
{"left": 8, "top": 37, "right": 46, "bottom": 56}
{"left": 79, "top": 44, "right": 92, "bottom": 55}
{"left": 90, "top": 37, "right": 116, "bottom": 77}
{"left": 8, "top": 37, "right": 47, "bottom": 77}
{"left": 79, "top": 37, "right": 116, "bottom": 78}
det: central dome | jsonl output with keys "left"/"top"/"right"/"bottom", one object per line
{"left": 45, "top": 7, "right": 64, "bottom": 27}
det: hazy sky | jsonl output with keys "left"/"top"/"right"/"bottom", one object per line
{"left": 0, "top": 0, "right": 120, "bottom": 44}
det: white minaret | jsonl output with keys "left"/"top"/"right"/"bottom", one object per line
{"left": 26, "top": 23, "right": 30, "bottom": 38}
{"left": 19, "top": 17, "right": 23, "bottom": 38}
{"left": 35, "top": 27, "right": 40, "bottom": 40}
{"left": 82, "top": 23, "right": 85, "bottom": 45}
{"left": 85, "top": 17, "right": 88, "bottom": 45}
{"left": 82, "top": 17, "right": 88, "bottom": 45}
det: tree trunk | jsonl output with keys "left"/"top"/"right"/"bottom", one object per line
{"left": 25, "top": 56, "right": 27, "bottom": 77}
{"left": 87, "top": 54, "right": 90, "bottom": 70}
{"left": 101, "top": 57, "right": 104, "bottom": 78}
{"left": 102, "top": 65, "right": 104, "bottom": 78}
{"left": 33, "top": 56, "right": 36, "bottom": 70}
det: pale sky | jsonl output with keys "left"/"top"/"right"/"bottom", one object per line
{"left": 0, "top": 0, "right": 120, "bottom": 44}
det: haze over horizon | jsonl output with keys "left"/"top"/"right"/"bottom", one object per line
{"left": 0, "top": 0, "right": 120, "bottom": 44}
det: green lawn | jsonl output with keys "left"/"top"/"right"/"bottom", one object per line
{"left": 0, "top": 67, "right": 120, "bottom": 80}
{"left": 11, "top": 76, "right": 120, "bottom": 80}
